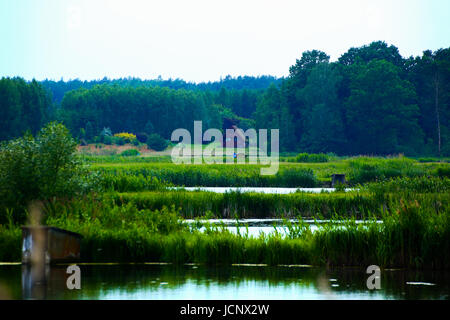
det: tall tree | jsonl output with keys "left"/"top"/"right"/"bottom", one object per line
{"left": 254, "top": 84, "right": 295, "bottom": 151}
{"left": 298, "top": 63, "right": 347, "bottom": 153}
{"left": 284, "top": 50, "right": 330, "bottom": 148}
{"left": 344, "top": 60, "right": 423, "bottom": 155}
{"left": 406, "top": 48, "right": 450, "bottom": 156}
{"left": 338, "top": 41, "right": 404, "bottom": 67}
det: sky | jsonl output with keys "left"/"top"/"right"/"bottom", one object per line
{"left": 0, "top": 0, "right": 449, "bottom": 83}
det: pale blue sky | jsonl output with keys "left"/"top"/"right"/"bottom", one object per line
{"left": 1, "top": 0, "right": 449, "bottom": 82}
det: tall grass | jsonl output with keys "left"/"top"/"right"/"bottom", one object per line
{"left": 348, "top": 157, "right": 426, "bottom": 183}
{"left": 294, "top": 153, "right": 330, "bottom": 163}
{"left": 105, "top": 176, "right": 449, "bottom": 219}
{"left": 1, "top": 189, "right": 448, "bottom": 269}
{"left": 111, "top": 190, "right": 379, "bottom": 219}
{"left": 81, "top": 155, "right": 173, "bottom": 163}
{"left": 364, "top": 176, "right": 450, "bottom": 195}
{"left": 99, "top": 172, "right": 167, "bottom": 192}
{"left": 93, "top": 164, "right": 318, "bottom": 188}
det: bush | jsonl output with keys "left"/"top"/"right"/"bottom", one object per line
{"left": 113, "top": 132, "right": 137, "bottom": 143}
{"left": 112, "top": 136, "right": 125, "bottom": 145}
{"left": 435, "top": 166, "right": 450, "bottom": 178}
{"left": 103, "top": 135, "right": 112, "bottom": 145}
{"left": 295, "top": 153, "right": 329, "bottom": 163}
{"left": 136, "top": 132, "right": 149, "bottom": 143}
{"left": 147, "top": 134, "right": 168, "bottom": 151}
{"left": 0, "top": 122, "right": 96, "bottom": 224}
{"left": 120, "top": 149, "right": 140, "bottom": 157}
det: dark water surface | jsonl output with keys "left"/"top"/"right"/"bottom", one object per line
{"left": 0, "top": 263, "right": 448, "bottom": 300}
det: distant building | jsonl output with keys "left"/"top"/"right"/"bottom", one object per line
{"left": 222, "top": 117, "right": 246, "bottom": 148}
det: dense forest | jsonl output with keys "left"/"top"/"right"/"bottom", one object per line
{"left": 1, "top": 41, "right": 449, "bottom": 156}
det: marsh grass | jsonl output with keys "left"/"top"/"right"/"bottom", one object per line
{"left": 0, "top": 189, "right": 448, "bottom": 269}
{"left": 111, "top": 190, "right": 379, "bottom": 219}
{"left": 348, "top": 157, "right": 426, "bottom": 184}
{"left": 99, "top": 172, "right": 167, "bottom": 192}
{"left": 93, "top": 164, "right": 318, "bottom": 188}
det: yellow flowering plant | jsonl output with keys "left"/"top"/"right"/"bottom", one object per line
{"left": 113, "top": 132, "right": 137, "bottom": 143}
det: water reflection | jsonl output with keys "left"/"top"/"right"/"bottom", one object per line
{"left": 0, "top": 264, "right": 448, "bottom": 300}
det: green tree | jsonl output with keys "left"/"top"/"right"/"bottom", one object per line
{"left": 0, "top": 122, "right": 94, "bottom": 224}
{"left": 254, "top": 84, "right": 295, "bottom": 151}
{"left": 0, "top": 77, "right": 50, "bottom": 141}
{"left": 298, "top": 63, "right": 347, "bottom": 153}
{"left": 284, "top": 50, "right": 330, "bottom": 148}
{"left": 338, "top": 41, "right": 404, "bottom": 67}
{"left": 406, "top": 48, "right": 450, "bottom": 156}
{"left": 344, "top": 60, "right": 423, "bottom": 155}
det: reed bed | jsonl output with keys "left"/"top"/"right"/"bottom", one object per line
{"left": 93, "top": 163, "right": 319, "bottom": 188}
{"left": 103, "top": 176, "right": 448, "bottom": 219}
{"left": 0, "top": 186, "right": 448, "bottom": 269}
{"left": 111, "top": 190, "right": 380, "bottom": 219}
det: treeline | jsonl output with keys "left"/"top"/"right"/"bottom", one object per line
{"left": 0, "top": 78, "right": 51, "bottom": 140}
{"left": 41, "top": 75, "right": 280, "bottom": 103}
{"left": 1, "top": 41, "right": 449, "bottom": 156}
{"left": 255, "top": 41, "right": 450, "bottom": 156}
{"left": 58, "top": 85, "right": 257, "bottom": 141}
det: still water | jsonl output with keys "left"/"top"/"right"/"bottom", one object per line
{"left": 0, "top": 263, "right": 448, "bottom": 300}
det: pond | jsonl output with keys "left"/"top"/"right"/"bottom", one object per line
{"left": 0, "top": 263, "right": 448, "bottom": 300}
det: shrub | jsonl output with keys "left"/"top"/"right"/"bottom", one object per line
{"left": 435, "top": 166, "right": 450, "bottom": 178}
{"left": 136, "top": 132, "right": 149, "bottom": 143}
{"left": 120, "top": 149, "right": 140, "bottom": 157}
{"left": 0, "top": 122, "right": 96, "bottom": 224}
{"left": 113, "top": 132, "right": 137, "bottom": 143}
{"left": 112, "top": 136, "right": 125, "bottom": 145}
{"left": 295, "top": 153, "right": 329, "bottom": 163}
{"left": 103, "top": 135, "right": 112, "bottom": 145}
{"left": 147, "top": 134, "right": 168, "bottom": 151}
